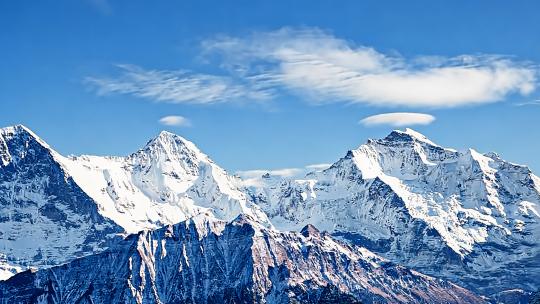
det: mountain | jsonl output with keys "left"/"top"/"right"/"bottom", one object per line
{"left": 249, "top": 128, "right": 540, "bottom": 296}
{"left": 0, "top": 125, "right": 122, "bottom": 280}
{"left": 1, "top": 124, "right": 538, "bottom": 301}
{"left": 58, "top": 130, "right": 271, "bottom": 233}
{"left": 0, "top": 215, "right": 485, "bottom": 304}
{"left": 0, "top": 125, "right": 269, "bottom": 280}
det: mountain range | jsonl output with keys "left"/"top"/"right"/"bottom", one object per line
{"left": 0, "top": 124, "right": 538, "bottom": 303}
{"left": 249, "top": 128, "right": 540, "bottom": 297}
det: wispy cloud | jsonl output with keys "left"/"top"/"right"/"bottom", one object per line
{"left": 203, "top": 28, "right": 537, "bottom": 108}
{"left": 514, "top": 99, "right": 540, "bottom": 106}
{"left": 85, "top": 64, "right": 272, "bottom": 105}
{"left": 360, "top": 113, "right": 436, "bottom": 127}
{"left": 86, "top": 28, "right": 538, "bottom": 108}
{"left": 158, "top": 115, "right": 191, "bottom": 127}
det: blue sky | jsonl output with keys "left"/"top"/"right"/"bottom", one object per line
{"left": 2, "top": 1, "right": 540, "bottom": 174}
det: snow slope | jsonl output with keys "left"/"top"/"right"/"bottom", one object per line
{"left": 57, "top": 130, "right": 271, "bottom": 233}
{"left": 249, "top": 128, "right": 540, "bottom": 295}
{"left": 0, "top": 126, "right": 270, "bottom": 280}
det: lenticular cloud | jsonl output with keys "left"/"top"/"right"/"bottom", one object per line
{"left": 360, "top": 112, "right": 436, "bottom": 127}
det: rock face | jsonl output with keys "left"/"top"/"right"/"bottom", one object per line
{"left": 250, "top": 129, "right": 540, "bottom": 296}
{"left": 0, "top": 215, "right": 485, "bottom": 304}
{"left": 0, "top": 125, "right": 122, "bottom": 280}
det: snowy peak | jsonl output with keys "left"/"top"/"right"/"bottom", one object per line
{"left": 342, "top": 128, "right": 460, "bottom": 181}
{"left": 57, "top": 129, "right": 272, "bottom": 233}
{"left": 0, "top": 124, "right": 50, "bottom": 149}
{"left": 130, "top": 130, "right": 210, "bottom": 176}
{"left": 382, "top": 128, "right": 440, "bottom": 147}
{"left": 0, "top": 125, "right": 122, "bottom": 279}
{"left": 253, "top": 129, "right": 540, "bottom": 296}
{"left": 0, "top": 124, "right": 38, "bottom": 138}
{"left": 143, "top": 130, "right": 205, "bottom": 159}
{"left": 0, "top": 125, "right": 55, "bottom": 167}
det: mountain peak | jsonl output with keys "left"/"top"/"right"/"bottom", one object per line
{"left": 0, "top": 125, "right": 54, "bottom": 166}
{"left": 383, "top": 128, "right": 439, "bottom": 147}
{"left": 153, "top": 130, "right": 191, "bottom": 145}
{"left": 140, "top": 130, "right": 205, "bottom": 159}
{"left": 1, "top": 124, "right": 43, "bottom": 142}
{"left": 157, "top": 130, "right": 180, "bottom": 138}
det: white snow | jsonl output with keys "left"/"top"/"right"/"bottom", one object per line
{"left": 56, "top": 131, "right": 272, "bottom": 233}
{"left": 251, "top": 128, "right": 540, "bottom": 269}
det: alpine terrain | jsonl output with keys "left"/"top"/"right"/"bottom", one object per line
{"left": 0, "top": 125, "right": 270, "bottom": 280}
{"left": 0, "top": 124, "right": 538, "bottom": 303}
{"left": 0, "top": 214, "right": 485, "bottom": 304}
{"left": 249, "top": 128, "right": 540, "bottom": 298}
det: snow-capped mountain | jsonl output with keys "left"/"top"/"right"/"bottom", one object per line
{"left": 0, "top": 125, "right": 269, "bottom": 280}
{"left": 0, "top": 214, "right": 485, "bottom": 304}
{"left": 1, "top": 124, "right": 538, "bottom": 301}
{"left": 58, "top": 130, "right": 271, "bottom": 233}
{"left": 249, "top": 128, "right": 540, "bottom": 296}
{"left": 0, "top": 125, "right": 122, "bottom": 280}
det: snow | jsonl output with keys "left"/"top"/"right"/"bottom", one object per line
{"left": 1, "top": 124, "right": 538, "bottom": 296}
{"left": 249, "top": 128, "right": 540, "bottom": 295}
{"left": 55, "top": 130, "right": 272, "bottom": 233}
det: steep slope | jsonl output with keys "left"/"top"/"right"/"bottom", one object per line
{"left": 58, "top": 130, "right": 271, "bottom": 233}
{"left": 0, "top": 125, "right": 270, "bottom": 280}
{"left": 250, "top": 129, "right": 540, "bottom": 296}
{"left": 0, "top": 214, "right": 485, "bottom": 304}
{"left": 0, "top": 125, "right": 122, "bottom": 279}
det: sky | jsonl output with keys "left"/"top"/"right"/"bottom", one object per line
{"left": 1, "top": 1, "right": 540, "bottom": 175}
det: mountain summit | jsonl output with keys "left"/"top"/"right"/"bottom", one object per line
{"left": 59, "top": 129, "right": 272, "bottom": 233}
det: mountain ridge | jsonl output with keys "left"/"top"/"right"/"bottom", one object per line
{"left": 0, "top": 124, "right": 538, "bottom": 301}
{"left": 249, "top": 127, "right": 540, "bottom": 296}
{"left": 0, "top": 214, "right": 486, "bottom": 304}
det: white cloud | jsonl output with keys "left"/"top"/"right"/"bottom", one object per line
{"left": 236, "top": 168, "right": 303, "bottom": 179}
{"left": 159, "top": 115, "right": 191, "bottom": 127}
{"left": 203, "top": 28, "right": 537, "bottom": 107}
{"left": 236, "top": 168, "right": 303, "bottom": 187}
{"left": 360, "top": 113, "right": 435, "bottom": 127}
{"left": 305, "top": 163, "right": 332, "bottom": 171}
{"left": 86, "top": 28, "right": 537, "bottom": 108}
{"left": 85, "top": 64, "right": 272, "bottom": 104}
{"left": 514, "top": 99, "right": 540, "bottom": 106}
{"left": 236, "top": 163, "right": 333, "bottom": 187}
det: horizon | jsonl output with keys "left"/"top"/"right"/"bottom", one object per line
{"left": 3, "top": 123, "right": 539, "bottom": 180}
{"left": 2, "top": 1, "right": 540, "bottom": 174}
